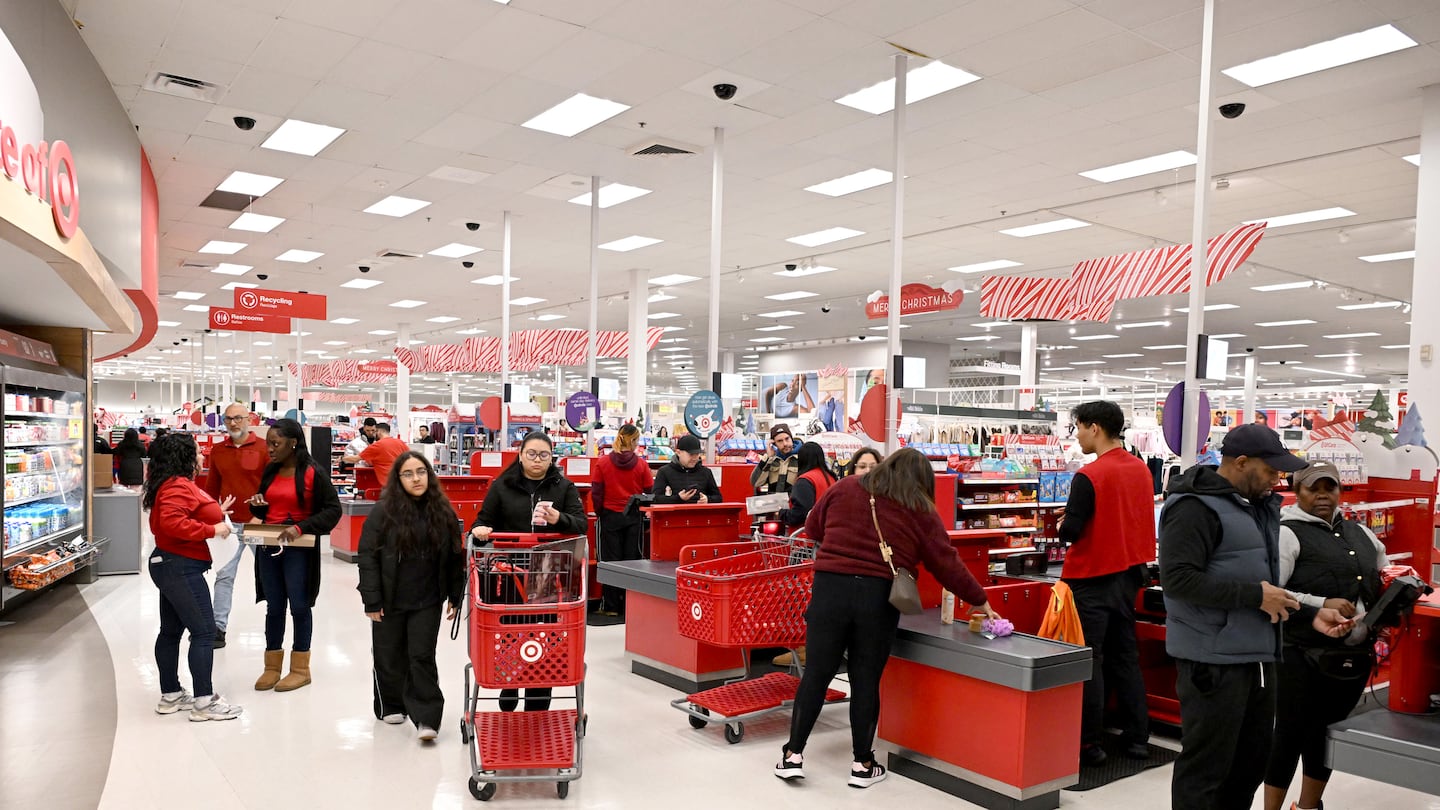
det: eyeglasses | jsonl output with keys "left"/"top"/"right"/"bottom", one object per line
{"left": 523, "top": 450, "right": 553, "bottom": 461}
{"left": 398, "top": 469, "right": 428, "bottom": 481}
{"left": 223, "top": 415, "right": 247, "bottom": 422}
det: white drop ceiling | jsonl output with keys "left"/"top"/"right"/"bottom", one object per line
{"left": 72, "top": 0, "right": 1440, "bottom": 400}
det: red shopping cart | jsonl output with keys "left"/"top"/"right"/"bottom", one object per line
{"left": 670, "top": 531, "right": 846, "bottom": 744}
{"left": 460, "top": 533, "right": 587, "bottom": 801}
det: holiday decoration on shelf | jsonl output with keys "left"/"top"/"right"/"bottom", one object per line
{"left": 1356, "top": 390, "right": 1397, "bottom": 449}
{"left": 1310, "top": 410, "right": 1356, "bottom": 441}
{"left": 1395, "top": 403, "right": 1428, "bottom": 448}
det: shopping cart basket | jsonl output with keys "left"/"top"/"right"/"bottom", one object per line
{"left": 460, "top": 534, "right": 587, "bottom": 801}
{"left": 670, "top": 531, "right": 846, "bottom": 744}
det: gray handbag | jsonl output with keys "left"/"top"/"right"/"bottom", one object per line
{"left": 871, "top": 496, "right": 922, "bottom": 615}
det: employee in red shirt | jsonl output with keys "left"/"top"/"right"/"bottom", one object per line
{"left": 349, "top": 422, "right": 408, "bottom": 490}
{"left": 1057, "top": 400, "right": 1157, "bottom": 766}
{"left": 205, "top": 403, "right": 267, "bottom": 649}
{"left": 144, "top": 432, "right": 243, "bottom": 721}
{"left": 590, "top": 424, "right": 654, "bottom": 616}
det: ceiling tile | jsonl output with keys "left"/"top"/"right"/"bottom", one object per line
{"left": 220, "top": 66, "right": 317, "bottom": 117}
{"left": 164, "top": 0, "right": 276, "bottom": 65}
{"left": 279, "top": 0, "right": 404, "bottom": 38}
{"left": 326, "top": 39, "right": 437, "bottom": 97}
{"left": 248, "top": 19, "right": 361, "bottom": 82}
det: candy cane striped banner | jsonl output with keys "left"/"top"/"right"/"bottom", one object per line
{"left": 393, "top": 328, "right": 665, "bottom": 373}
{"left": 286, "top": 359, "right": 397, "bottom": 387}
{"left": 978, "top": 276, "right": 1074, "bottom": 320}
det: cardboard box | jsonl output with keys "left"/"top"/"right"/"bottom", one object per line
{"left": 242, "top": 523, "right": 317, "bottom": 547}
{"left": 91, "top": 462, "right": 113, "bottom": 490}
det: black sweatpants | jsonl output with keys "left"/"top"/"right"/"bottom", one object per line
{"left": 786, "top": 571, "right": 899, "bottom": 764}
{"left": 597, "top": 508, "right": 643, "bottom": 612}
{"left": 1172, "top": 659, "right": 1277, "bottom": 810}
{"left": 1066, "top": 565, "right": 1150, "bottom": 747}
{"left": 371, "top": 602, "right": 445, "bottom": 730}
{"left": 1264, "top": 647, "right": 1370, "bottom": 788}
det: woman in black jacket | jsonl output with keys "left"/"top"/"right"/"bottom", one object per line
{"left": 468, "top": 431, "right": 586, "bottom": 711}
{"left": 358, "top": 451, "right": 464, "bottom": 743}
{"left": 247, "top": 419, "right": 342, "bottom": 693}
{"left": 114, "top": 428, "right": 147, "bottom": 486}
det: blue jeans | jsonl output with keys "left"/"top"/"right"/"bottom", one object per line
{"left": 212, "top": 541, "right": 247, "bottom": 632}
{"left": 148, "top": 549, "right": 216, "bottom": 696}
{"left": 257, "top": 547, "right": 312, "bottom": 651}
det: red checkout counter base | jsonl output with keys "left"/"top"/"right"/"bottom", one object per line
{"left": 329, "top": 498, "right": 375, "bottom": 563}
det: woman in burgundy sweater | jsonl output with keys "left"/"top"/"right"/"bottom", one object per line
{"left": 590, "top": 424, "right": 654, "bottom": 615}
{"left": 144, "top": 433, "right": 243, "bottom": 721}
{"left": 775, "top": 448, "right": 999, "bottom": 788}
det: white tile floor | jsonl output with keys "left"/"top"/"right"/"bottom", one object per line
{"left": 52, "top": 546, "right": 1439, "bottom": 810}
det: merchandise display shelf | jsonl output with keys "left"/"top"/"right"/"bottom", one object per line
{"left": 959, "top": 478, "right": 1039, "bottom": 485}
{"left": 6, "top": 411, "right": 77, "bottom": 421}
{"left": 2, "top": 524, "right": 85, "bottom": 569}
{"left": 959, "top": 503, "right": 1042, "bottom": 511}
{"left": 4, "top": 440, "right": 73, "bottom": 449}
{"left": 5, "top": 487, "right": 80, "bottom": 508}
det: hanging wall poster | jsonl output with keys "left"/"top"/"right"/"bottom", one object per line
{"left": 760, "top": 373, "right": 818, "bottom": 422}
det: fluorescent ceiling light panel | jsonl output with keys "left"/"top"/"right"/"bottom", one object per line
{"left": 172, "top": 291, "right": 205, "bottom": 300}
{"left": 774, "top": 264, "right": 836, "bottom": 278}
{"left": 1358, "top": 250, "right": 1415, "bottom": 263}
{"left": 199, "top": 240, "right": 247, "bottom": 255}
{"left": 210, "top": 263, "right": 253, "bottom": 276}
{"left": 647, "top": 293, "right": 676, "bottom": 303}
{"left": 472, "top": 275, "right": 517, "bottom": 286}
{"left": 1175, "top": 304, "right": 1238, "bottom": 312}
{"left": 1315, "top": 353, "right": 1361, "bottom": 358}
{"left": 1116, "top": 321, "right": 1170, "bottom": 329}
{"left": 804, "top": 168, "right": 892, "bottom": 196}
{"left": 368, "top": 329, "right": 396, "bottom": 336}
{"left": 949, "top": 259, "right": 1022, "bottom": 274}
{"left": 217, "top": 171, "right": 284, "bottom": 196}
{"left": 750, "top": 337, "right": 786, "bottom": 343}
{"left": 323, "top": 340, "right": 348, "bottom": 347}
{"left": 1244, "top": 207, "right": 1355, "bottom": 228}
{"left": 534, "top": 314, "right": 566, "bottom": 322}
{"left": 389, "top": 300, "right": 427, "bottom": 309}
{"left": 426, "top": 316, "right": 460, "bottom": 323}
{"left": 1071, "top": 361, "right": 1107, "bottom": 366}
{"left": 786, "top": 227, "right": 864, "bottom": 247}
{"left": 261, "top": 119, "right": 346, "bottom": 156}
{"left": 972, "top": 321, "right": 1014, "bottom": 328}
{"left": 1257, "top": 319, "right": 1316, "bottom": 327}
{"left": 228, "top": 213, "right": 285, "bottom": 233}
{"left": 1295, "top": 366, "right": 1366, "bottom": 379}
{"left": 330, "top": 317, "right": 359, "bottom": 325}
{"left": 1212, "top": 333, "right": 1245, "bottom": 339}
{"left": 182, "top": 304, "right": 208, "bottom": 313}
{"left": 867, "top": 324, "right": 910, "bottom": 330}
{"left": 1252, "top": 281, "right": 1314, "bottom": 292}
{"left": 157, "top": 320, "right": 181, "bottom": 327}
{"left": 1323, "top": 332, "right": 1380, "bottom": 339}
{"left": 647, "top": 312, "right": 681, "bottom": 320}
{"left": 599, "top": 235, "right": 662, "bottom": 252}
{"left": 1080, "top": 150, "right": 1196, "bottom": 183}
{"left": 1221, "top": 24, "right": 1418, "bottom": 88}
{"left": 1382, "top": 344, "right": 1410, "bottom": 349}
{"left": 835, "top": 60, "right": 981, "bottom": 115}
{"left": 648, "top": 274, "right": 699, "bottom": 286}
{"left": 757, "top": 310, "right": 804, "bottom": 318}
{"left": 1102, "top": 354, "right": 1144, "bottom": 359}
{"left": 1161, "top": 361, "right": 1187, "bottom": 366}
{"left": 428, "top": 243, "right": 483, "bottom": 258}
{"left": 456, "top": 328, "right": 485, "bottom": 335}
{"left": 1259, "top": 344, "right": 1307, "bottom": 350}
{"left": 522, "top": 93, "right": 630, "bottom": 137}
{"left": 756, "top": 325, "right": 794, "bottom": 332}
{"left": 1404, "top": 154, "right": 1421, "bottom": 166}
{"left": 765, "top": 290, "right": 818, "bottom": 301}
{"left": 1000, "top": 218, "right": 1090, "bottom": 238}
{"left": 1337, "top": 301, "right": 1402, "bottom": 310}
{"left": 340, "top": 278, "right": 383, "bottom": 289}
{"left": 276, "top": 249, "right": 323, "bottom": 263}
{"left": 1070, "top": 334, "right": 1119, "bottom": 341}
{"left": 364, "top": 195, "right": 431, "bottom": 217}
{"left": 510, "top": 297, "right": 545, "bottom": 306}
{"left": 956, "top": 335, "right": 1001, "bottom": 341}
{"left": 1143, "top": 344, "right": 1187, "bottom": 350}
{"left": 567, "top": 182, "right": 651, "bottom": 208}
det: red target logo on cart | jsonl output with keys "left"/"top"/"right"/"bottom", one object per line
{"left": 690, "top": 602, "right": 703, "bottom": 621}
{"left": 519, "top": 639, "right": 545, "bottom": 663}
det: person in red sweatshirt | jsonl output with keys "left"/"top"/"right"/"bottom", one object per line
{"left": 205, "top": 403, "right": 268, "bottom": 649}
{"left": 590, "top": 424, "right": 654, "bottom": 616}
{"left": 144, "top": 432, "right": 244, "bottom": 721}
{"left": 1057, "top": 400, "right": 1158, "bottom": 766}
{"left": 351, "top": 422, "right": 408, "bottom": 490}
{"left": 775, "top": 448, "right": 999, "bottom": 788}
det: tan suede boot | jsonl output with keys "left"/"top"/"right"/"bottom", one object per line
{"left": 255, "top": 649, "right": 284, "bottom": 691}
{"left": 274, "top": 650, "right": 311, "bottom": 692}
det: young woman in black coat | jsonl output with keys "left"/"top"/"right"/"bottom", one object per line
{"left": 114, "top": 428, "right": 147, "bottom": 485}
{"left": 358, "top": 451, "right": 465, "bottom": 743}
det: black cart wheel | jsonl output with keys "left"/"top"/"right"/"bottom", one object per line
{"left": 724, "top": 722, "right": 744, "bottom": 744}
{"left": 688, "top": 705, "right": 710, "bottom": 729}
{"left": 468, "top": 777, "right": 496, "bottom": 801}
{"left": 557, "top": 782, "right": 569, "bottom": 799}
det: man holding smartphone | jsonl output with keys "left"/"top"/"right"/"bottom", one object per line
{"left": 750, "top": 424, "right": 799, "bottom": 495}
{"left": 653, "top": 434, "right": 723, "bottom": 504}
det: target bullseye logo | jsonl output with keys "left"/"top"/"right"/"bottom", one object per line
{"left": 519, "top": 639, "right": 545, "bottom": 663}
{"left": 212, "top": 310, "right": 231, "bottom": 326}
{"left": 691, "top": 602, "right": 702, "bottom": 621}
{"left": 238, "top": 290, "right": 260, "bottom": 310}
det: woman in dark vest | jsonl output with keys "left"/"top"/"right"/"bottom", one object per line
{"left": 777, "top": 441, "right": 834, "bottom": 534}
{"left": 114, "top": 428, "right": 147, "bottom": 486}
{"left": 1263, "top": 461, "right": 1386, "bottom": 810}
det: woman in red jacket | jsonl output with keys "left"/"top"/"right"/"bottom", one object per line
{"left": 777, "top": 441, "right": 835, "bottom": 533}
{"left": 590, "top": 424, "right": 654, "bottom": 616}
{"left": 144, "top": 433, "right": 243, "bottom": 721}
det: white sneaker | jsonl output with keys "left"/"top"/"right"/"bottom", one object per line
{"left": 848, "top": 761, "right": 887, "bottom": 788}
{"left": 190, "top": 694, "right": 243, "bottom": 722}
{"left": 417, "top": 725, "right": 438, "bottom": 742}
{"left": 155, "top": 690, "right": 195, "bottom": 715}
{"left": 381, "top": 713, "right": 406, "bottom": 725}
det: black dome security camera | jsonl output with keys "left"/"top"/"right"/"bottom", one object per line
{"left": 358, "top": 266, "right": 370, "bottom": 273}
{"left": 180, "top": 337, "right": 189, "bottom": 342}
{"left": 1219, "top": 102, "right": 1246, "bottom": 119}
{"left": 785, "top": 263, "right": 797, "bottom": 271}
{"left": 462, "top": 261, "right": 474, "bottom": 269}
{"left": 820, "top": 305, "right": 831, "bottom": 314}
{"left": 465, "top": 222, "right": 480, "bottom": 231}
{"left": 204, "top": 328, "right": 213, "bottom": 333}
{"left": 234, "top": 116, "right": 256, "bottom": 131}
{"left": 256, "top": 273, "right": 268, "bottom": 281}
{"left": 1246, "top": 347, "right": 1254, "bottom": 353}
{"left": 172, "top": 341, "right": 179, "bottom": 346}
{"left": 857, "top": 335, "right": 867, "bottom": 340}
{"left": 713, "top": 83, "right": 737, "bottom": 101}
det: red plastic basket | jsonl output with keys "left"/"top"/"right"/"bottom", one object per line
{"left": 468, "top": 599, "right": 585, "bottom": 688}
{"left": 676, "top": 548, "right": 813, "bottom": 647}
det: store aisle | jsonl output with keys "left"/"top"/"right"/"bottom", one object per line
{"left": 4, "top": 545, "right": 1437, "bottom": 809}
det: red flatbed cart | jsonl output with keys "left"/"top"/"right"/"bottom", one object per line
{"left": 460, "top": 534, "right": 587, "bottom": 801}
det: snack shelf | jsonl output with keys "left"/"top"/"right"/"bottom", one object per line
{"left": 6, "top": 411, "right": 77, "bottom": 421}
{"left": 3, "top": 524, "right": 85, "bottom": 569}
{"left": 5, "top": 487, "right": 81, "bottom": 508}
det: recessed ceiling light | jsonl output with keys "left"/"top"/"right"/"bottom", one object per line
{"left": 600, "top": 235, "right": 662, "bottom": 252}
{"left": 750, "top": 337, "right": 787, "bottom": 343}
{"left": 647, "top": 293, "right": 676, "bottom": 303}
{"left": 1080, "top": 150, "right": 1196, "bottom": 183}
{"left": 1212, "top": 333, "right": 1246, "bottom": 339}
{"left": 534, "top": 314, "right": 566, "bottom": 322}
{"left": 971, "top": 321, "right": 1015, "bottom": 328}
{"left": 1315, "top": 352, "right": 1361, "bottom": 358}
{"left": 1257, "top": 319, "right": 1316, "bottom": 327}
{"left": 1381, "top": 344, "right": 1410, "bottom": 350}
{"left": 956, "top": 335, "right": 1001, "bottom": 341}
{"left": 199, "top": 240, "right": 247, "bottom": 255}
{"left": 522, "top": 93, "right": 630, "bottom": 137}
{"left": 323, "top": 340, "right": 348, "bottom": 347}
{"left": 228, "top": 213, "right": 284, "bottom": 233}
{"left": 217, "top": 170, "right": 284, "bottom": 197}
{"left": 1294, "top": 366, "right": 1366, "bottom": 379}
{"left": 1071, "top": 360, "right": 1107, "bottom": 366}
{"left": 1251, "top": 281, "right": 1314, "bottom": 292}
{"left": 1404, "top": 154, "right": 1421, "bottom": 166}
{"left": 1358, "top": 250, "right": 1415, "bottom": 263}
{"left": 182, "top": 304, "right": 208, "bottom": 313}
{"left": 1115, "top": 321, "right": 1170, "bottom": 329}
{"left": 1000, "top": 218, "right": 1090, "bottom": 238}
{"left": 774, "top": 264, "right": 836, "bottom": 278}
{"left": 426, "top": 316, "right": 460, "bottom": 323}
{"left": 804, "top": 168, "right": 892, "bottom": 196}
{"left": 786, "top": 227, "right": 864, "bottom": 247}
{"left": 456, "top": 328, "right": 485, "bottom": 335}
{"left": 1126, "top": 367, "right": 1162, "bottom": 372}
{"left": 949, "top": 259, "right": 1022, "bottom": 274}
{"left": 276, "top": 249, "right": 323, "bottom": 263}
{"left": 472, "top": 275, "right": 518, "bottom": 286}
{"left": 341, "top": 278, "right": 384, "bottom": 289}
{"left": 172, "top": 291, "right": 205, "bottom": 300}
{"left": 364, "top": 195, "right": 431, "bottom": 217}
{"left": 157, "top": 320, "right": 181, "bottom": 327}
{"left": 1259, "top": 344, "right": 1307, "bottom": 350}
{"left": 510, "top": 296, "right": 546, "bottom": 306}
{"left": 648, "top": 274, "right": 699, "bottom": 286}
{"left": 647, "top": 312, "right": 681, "bottom": 320}
{"left": 211, "top": 262, "right": 253, "bottom": 276}
{"left": 765, "top": 290, "right": 818, "bottom": 301}
{"left": 567, "top": 182, "right": 651, "bottom": 208}
{"left": 1243, "top": 208, "right": 1355, "bottom": 228}
{"left": 1175, "top": 304, "right": 1238, "bottom": 312}
{"left": 428, "top": 242, "right": 484, "bottom": 258}
{"left": 352, "top": 348, "right": 378, "bottom": 354}
{"left": 757, "top": 310, "right": 804, "bottom": 318}
{"left": 1071, "top": 334, "right": 1119, "bottom": 341}
{"left": 756, "top": 325, "right": 793, "bottom": 332}
{"left": 327, "top": 318, "right": 359, "bottom": 326}
{"left": 368, "top": 330, "right": 396, "bottom": 337}
{"left": 261, "top": 119, "right": 346, "bottom": 156}
{"left": 1142, "top": 344, "right": 1185, "bottom": 350}
{"left": 1161, "top": 361, "right": 1187, "bottom": 366}
{"left": 1102, "top": 353, "right": 1144, "bottom": 359}
{"left": 867, "top": 324, "right": 910, "bottom": 330}
{"left": 1323, "top": 332, "right": 1381, "bottom": 339}
{"left": 254, "top": 341, "right": 272, "bottom": 347}
{"left": 835, "top": 60, "right": 981, "bottom": 115}
{"left": 1337, "top": 301, "right": 1402, "bottom": 311}
{"left": 1221, "top": 24, "right": 1418, "bottom": 88}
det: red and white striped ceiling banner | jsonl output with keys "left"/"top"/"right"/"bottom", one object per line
{"left": 394, "top": 328, "right": 665, "bottom": 374}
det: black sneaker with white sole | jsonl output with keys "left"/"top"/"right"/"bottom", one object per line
{"left": 774, "top": 750, "right": 805, "bottom": 780}
{"left": 848, "top": 761, "right": 887, "bottom": 788}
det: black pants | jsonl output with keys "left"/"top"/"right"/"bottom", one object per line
{"left": 597, "top": 508, "right": 643, "bottom": 612}
{"left": 371, "top": 603, "right": 445, "bottom": 730}
{"left": 1264, "top": 647, "right": 1370, "bottom": 788}
{"left": 1066, "top": 565, "right": 1149, "bottom": 747}
{"left": 786, "top": 572, "right": 899, "bottom": 764}
{"left": 1172, "top": 659, "right": 1276, "bottom": 810}
{"left": 499, "top": 688, "right": 552, "bottom": 712}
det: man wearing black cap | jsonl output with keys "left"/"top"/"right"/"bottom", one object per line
{"left": 653, "top": 434, "right": 722, "bottom": 505}
{"left": 1160, "top": 424, "right": 1355, "bottom": 810}
{"left": 751, "top": 423, "right": 799, "bottom": 495}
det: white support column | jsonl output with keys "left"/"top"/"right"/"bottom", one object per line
{"left": 628, "top": 268, "right": 649, "bottom": 421}
{"left": 707, "top": 125, "right": 725, "bottom": 464}
{"left": 885, "top": 52, "right": 907, "bottom": 455}
{"left": 1243, "top": 355, "right": 1258, "bottom": 424}
{"left": 451, "top": 378, "right": 461, "bottom": 408}
{"left": 1408, "top": 84, "right": 1440, "bottom": 417}
{"left": 586, "top": 175, "right": 600, "bottom": 457}
{"left": 286, "top": 348, "right": 299, "bottom": 414}
{"left": 1020, "top": 324, "right": 1039, "bottom": 410}
{"left": 397, "top": 322, "right": 411, "bottom": 440}
{"left": 501, "top": 211, "right": 512, "bottom": 447}
{"left": 1180, "top": 0, "right": 1218, "bottom": 469}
